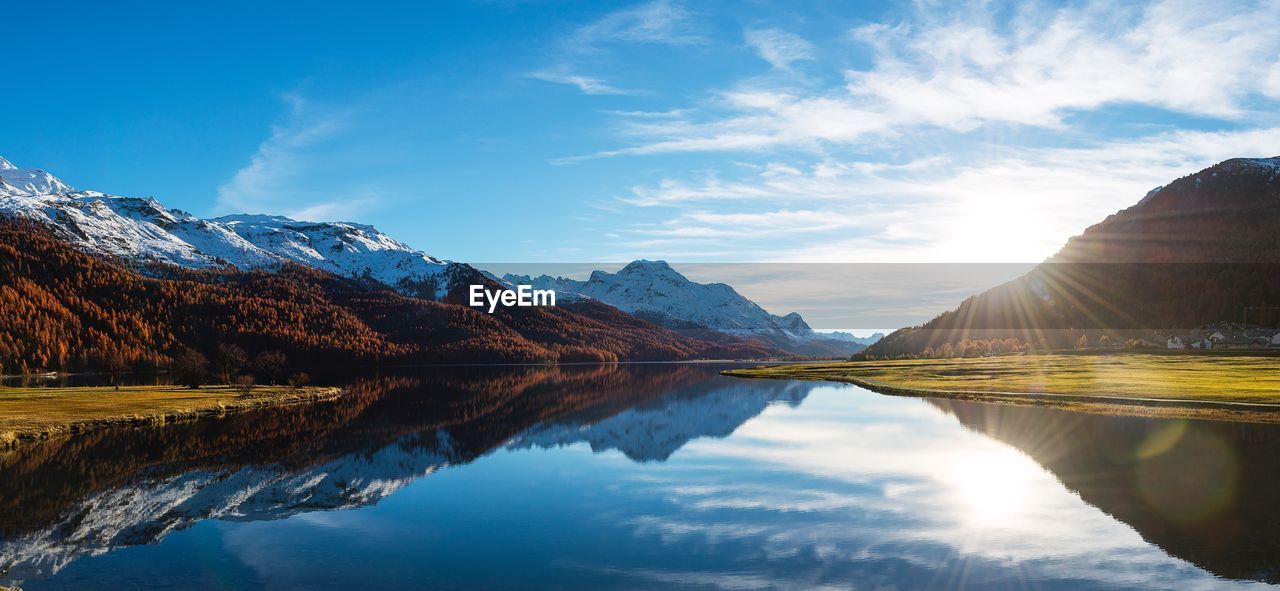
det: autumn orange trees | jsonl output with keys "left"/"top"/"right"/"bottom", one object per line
{"left": 0, "top": 220, "right": 768, "bottom": 375}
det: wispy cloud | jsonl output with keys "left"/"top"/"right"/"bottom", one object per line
{"left": 843, "top": 0, "right": 1280, "bottom": 130}
{"left": 568, "top": 0, "right": 1280, "bottom": 267}
{"left": 744, "top": 28, "right": 814, "bottom": 70}
{"left": 617, "top": 126, "right": 1280, "bottom": 262}
{"left": 582, "top": 0, "right": 1280, "bottom": 158}
{"left": 529, "top": 69, "right": 630, "bottom": 95}
{"left": 215, "top": 94, "right": 381, "bottom": 222}
{"left": 569, "top": 0, "right": 702, "bottom": 50}
{"left": 530, "top": 0, "right": 702, "bottom": 96}
{"left": 588, "top": 90, "right": 890, "bottom": 158}
{"left": 285, "top": 193, "right": 382, "bottom": 222}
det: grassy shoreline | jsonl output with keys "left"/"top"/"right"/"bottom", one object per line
{"left": 0, "top": 385, "right": 343, "bottom": 449}
{"left": 723, "top": 354, "right": 1280, "bottom": 422}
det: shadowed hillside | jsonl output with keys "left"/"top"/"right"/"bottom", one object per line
{"left": 863, "top": 157, "right": 1280, "bottom": 358}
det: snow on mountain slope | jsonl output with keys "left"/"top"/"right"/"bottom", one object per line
{"left": 506, "top": 378, "right": 814, "bottom": 462}
{"left": 213, "top": 214, "right": 448, "bottom": 290}
{"left": 1, "top": 155, "right": 853, "bottom": 341}
{"left": 507, "top": 260, "right": 798, "bottom": 332}
{"left": 0, "top": 156, "right": 74, "bottom": 196}
{"left": 505, "top": 260, "right": 864, "bottom": 354}
{"left": 0, "top": 430, "right": 458, "bottom": 581}
{"left": 818, "top": 331, "right": 885, "bottom": 346}
{"left": 0, "top": 156, "right": 453, "bottom": 296}
{"left": 0, "top": 373, "right": 808, "bottom": 581}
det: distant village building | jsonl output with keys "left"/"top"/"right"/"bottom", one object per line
{"left": 1163, "top": 324, "right": 1277, "bottom": 351}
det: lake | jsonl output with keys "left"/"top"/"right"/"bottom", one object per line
{"left": 1, "top": 363, "right": 1277, "bottom": 590}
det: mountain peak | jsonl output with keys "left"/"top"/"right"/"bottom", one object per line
{"left": 776, "top": 312, "right": 811, "bottom": 332}
{"left": 1214, "top": 156, "right": 1280, "bottom": 176}
{"left": 0, "top": 155, "right": 450, "bottom": 291}
{"left": 619, "top": 259, "right": 675, "bottom": 274}
{"left": 213, "top": 213, "right": 298, "bottom": 225}
{"left": 0, "top": 159, "right": 74, "bottom": 196}
{"left": 512, "top": 260, "right": 863, "bottom": 354}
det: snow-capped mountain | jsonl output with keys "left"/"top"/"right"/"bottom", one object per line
{"left": 2, "top": 154, "right": 864, "bottom": 352}
{"left": 0, "top": 156, "right": 73, "bottom": 196}
{"left": 507, "top": 377, "right": 814, "bottom": 462}
{"left": 0, "top": 430, "right": 459, "bottom": 582}
{"left": 817, "top": 331, "right": 885, "bottom": 346}
{"left": 505, "top": 260, "right": 866, "bottom": 355}
{"left": 0, "top": 156, "right": 454, "bottom": 297}
{"left": 507, "top": 260, "right": 805, "bottom": 332}
{"left": 0, "top": 367, "right": 809, "bottom": 583}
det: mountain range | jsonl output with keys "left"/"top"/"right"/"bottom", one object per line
{"left": 0, "top": 156, "right": 455, "bottom": 298}
{"left": 0, "top": 154, "right": 871, "bottom": 372}
{"left": 506, "top": 261, "right": 874, "bottom": 355}
{"left": 0, "top": 156, "right": 869, "bottom": 357}
{"left": 863, "top": 156, "right": 1280, "bottom": 358}
{"left": 0, "top": 365, "right": 816, "bottom": 582}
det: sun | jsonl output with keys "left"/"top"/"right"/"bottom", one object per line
{"left": 946, "top": 447, "right": 1043, "bottom": 523}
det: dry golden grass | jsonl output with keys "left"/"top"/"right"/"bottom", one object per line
{"left": 724, "top": 354, "right": 1280, "bottom": 417}
{"left": 0, "top": 384, "right": 342, "bottom": 448}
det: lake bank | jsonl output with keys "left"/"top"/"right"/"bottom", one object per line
{"left": 3, "top": 364, "right": 1274, "bottom": 589}
{"left": 723, "top": 354, "right": 1280, "bottom": 422}
{"left": 0, "top": 385, "right": 343, "bottom": 448}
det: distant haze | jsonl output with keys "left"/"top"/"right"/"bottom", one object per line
{"left": 478, "top": 262, "right": 1036, "bottom": 329}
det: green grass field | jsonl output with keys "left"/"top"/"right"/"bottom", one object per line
{"left": 724, "top": 354, "right": 1280, "bottom": 416}
{"left": 0, "top": 384, "right": 342, "bottom": 448}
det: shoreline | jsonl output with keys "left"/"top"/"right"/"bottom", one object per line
{"left": 726, "top": 371, "right": 1280, "bottom": 423}
{"left": 723, "top": 355, "right": 1280, "bottom": 423}
{"left": 0, "top": 385, "right": 343, "bottom": 449}
{"left": 0, "top": 359, "right": 807, "bottom": 381}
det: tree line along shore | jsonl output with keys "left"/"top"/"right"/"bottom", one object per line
{"left": 0, "top": 384, "right": 342, "bottom": 449}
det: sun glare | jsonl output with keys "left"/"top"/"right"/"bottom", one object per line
{"left": 947, "top": 447, "right": 1044, "bottom": 524}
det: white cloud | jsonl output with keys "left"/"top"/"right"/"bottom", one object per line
{"left": 570, "top": 0, "right": 702, "bottom": 49}
{"left": 586, "top": 0, "right": 1280, "bottom": 158}
{"left": 215, "top": 94, "right": 352, "bottom": 217}
{"left": 530, "top": 70, "right": 630, "bottom": 95}
{"left": 843, "top": 0, "right": 1280, "bottom": 130}
{"left": 284, "top": 194, "right": 382, "bottom": 223}
{"left": 1260, "top": 62, "right": 1280, "bottom": 100}
{"left": 593, "top": 90, "right": 890, "bottom": 158}
{"left": 612, "top": 126, "right": 1280, "bottom": 263}
{"left": 744, "top": 28, "right": 814, "bottom": 70}
{"left": 215, "top": 94, "right": 398, "bottom": 223}
{"left": 573, "top": 0, "right": 1280, "bottom": 268}
{"left": 531, "top": 1, "right": 702, "bottom": 99}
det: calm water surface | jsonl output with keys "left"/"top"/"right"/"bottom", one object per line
{"left": 2, "top": 364, "right": 1278, "bottom": 590}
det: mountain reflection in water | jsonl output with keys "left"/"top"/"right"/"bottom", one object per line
{"left": 0, "top": 364, "right": 810, "bottom": 583}
{"left": 932, "top": 398, "right": 1280, "bottom": 583}
{"left": 0, "top": 364, "right": 1276, "bottom": 590}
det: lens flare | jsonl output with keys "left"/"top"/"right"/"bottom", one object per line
{"left": 948, "top": 447, "right": 1044, "bottom": 523}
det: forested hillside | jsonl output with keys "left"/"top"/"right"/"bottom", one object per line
{"left": 0, "top": 220, "right": 768, "bottom": 374}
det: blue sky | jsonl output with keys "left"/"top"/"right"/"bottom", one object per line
{"left": 5, "top": 0, "right": 1280, "bottom": 265}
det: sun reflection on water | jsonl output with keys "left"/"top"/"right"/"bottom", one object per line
{"left": 946, "top": 447, "right": 1046, "bottom": 524}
